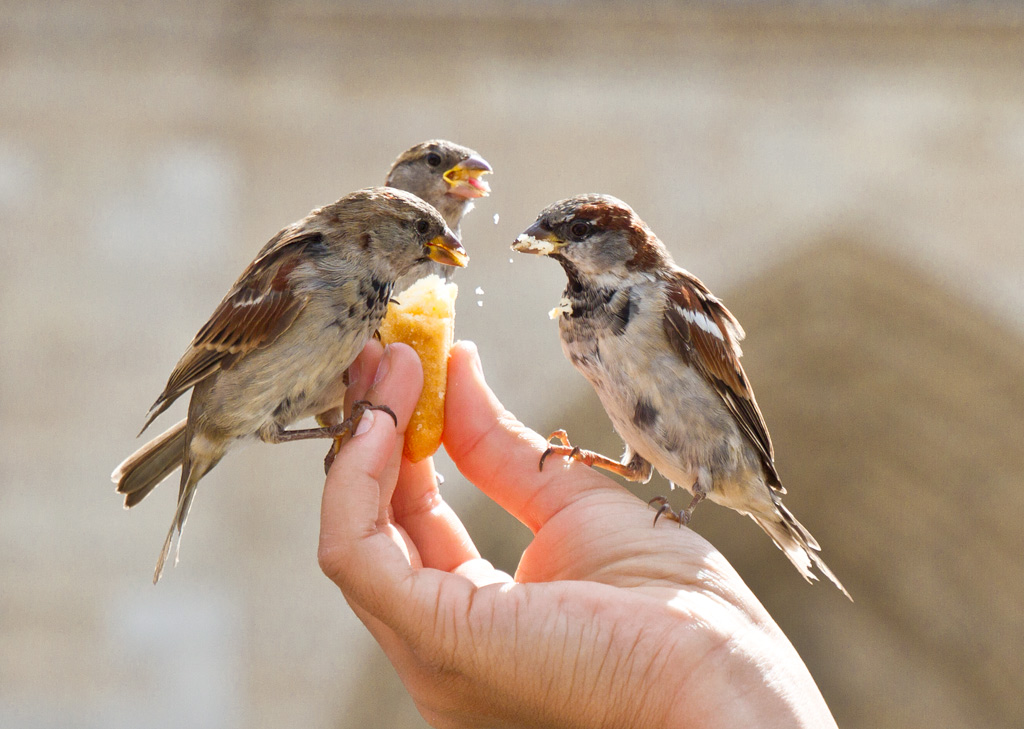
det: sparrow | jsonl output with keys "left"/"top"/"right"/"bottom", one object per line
{"left": 112, "top": 187, "right": 468, "bottom": 582}
{"left": 385, "top": 139, "right": 491, "bottom": 286}
{"left": 512, "top": 194, "right": 849, "bottom": 598}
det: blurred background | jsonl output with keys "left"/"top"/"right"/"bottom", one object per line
{"left": 3, "top": 1, "right": 1023, "bottom": 727}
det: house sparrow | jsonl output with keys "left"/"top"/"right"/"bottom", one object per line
{"left": 512, "top": 194, "right": 849, "bottom": 598}
{"left": 112, "top": 187, "right": 467, "bottom": 582}
{"left": 385, "top": 139, "right": 491, "bottom": 286}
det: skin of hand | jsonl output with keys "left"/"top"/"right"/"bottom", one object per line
{"left": 112, "top": 187, "right": 467, "bottom": 582}
{"left": 318, "top": 340, "right": 839, "bottom": 729}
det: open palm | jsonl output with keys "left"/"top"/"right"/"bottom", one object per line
{"left": 318, "top": 340, "right": 836, "bottom": 729}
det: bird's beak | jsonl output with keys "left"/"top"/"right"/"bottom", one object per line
{"left": 426, "top": 229, "right": 469, "bottom": 268}
{"left": 512, "top": 222, "right": 564, "bottom": 256}
{"left": 442, "top": 154, "right": 492, "bottom": 199}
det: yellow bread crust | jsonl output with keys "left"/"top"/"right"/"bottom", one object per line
{"left": 378, "top": 274, "right": 456, "bottom": 462}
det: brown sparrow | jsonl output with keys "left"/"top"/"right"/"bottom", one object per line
{"left": 112, "top": 187, "right": 467, "bottom": 582}
{"left": 513, "top": 194, "right": 849, "bottom": 598}
{"left": 385, "top": 139, "right": 491, "bottom": 285}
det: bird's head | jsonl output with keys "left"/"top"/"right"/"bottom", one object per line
{"left": 333, "top": 187, "right": 468, "bottom": 274}
{"left": 385, "top": 140, "right": 492, "bottom": 229}
{"left": 512, "top": 194, "right": 670, "bottom": 287}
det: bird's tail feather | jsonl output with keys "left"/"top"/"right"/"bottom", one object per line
{"left": 152, "top": 449, "right": 217, "bottom": 584}
{"left": 750, "top": 499, "right": 851, "bottom": 601}
{"left": 112, "top": 419, "right": 188, "bottom": 507}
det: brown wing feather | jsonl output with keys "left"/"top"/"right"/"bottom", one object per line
{"left": 140, "top": 230, "right": 322, "bottom": 432}
{"left": 662, "top": 271, "right": 782, "bottom": 490}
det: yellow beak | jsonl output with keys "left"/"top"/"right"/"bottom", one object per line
{"left": 443, "top": 153, "right": 492, "bottom": 199}
{"left": 426, "top": 230, "right": 469, "bottom": 267}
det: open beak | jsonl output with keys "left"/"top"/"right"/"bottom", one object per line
{"left": 512, "top": 222, "right": 564, "bottom": 256}
{"left": 426, "top": 229, "right": 469, "bottom": 268}
{"left": 443, "top": 154, "right": 492, "bottom": 199}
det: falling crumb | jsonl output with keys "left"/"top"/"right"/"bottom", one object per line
{"left": 477, "top": 301, "right": 483, "bottom": 307}
{"left": 493, "top": 213, "right": 500, "bottom": 225}
{"left": 474, "top": 286, "right": 484, "bottom": 295}
{"left": 509, "top": 258, "right": 514, "bottom": 264}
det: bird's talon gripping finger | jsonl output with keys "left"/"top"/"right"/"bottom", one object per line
{"left": 350, "top": 400, "right": 398, "bottom": 427}
{"left": 320, "top": 402, "right": 397, "bottom": 475}
{"left": 539, "top": 444, "right": 576, "bottom": 472}
{"left": 649, "top": 496, "right": 686, "bottom": 526}
{"left": 539, "top": 429, "right": 577, "bottom": 471}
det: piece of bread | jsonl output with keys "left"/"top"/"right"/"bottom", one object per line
{"left": 378, "top": 274, "right": 457, "bottom": 462}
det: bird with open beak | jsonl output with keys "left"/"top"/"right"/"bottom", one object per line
{"left": 385, "top": 139, "right": 491, "bottom": 286}
{"left": 112, "top": 187, "right": 467, "bottom": 582}
{"left": 513, "top": 194, "right": 849, "bottom": 598}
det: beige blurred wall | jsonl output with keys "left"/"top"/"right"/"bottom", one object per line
{"left": 2, "top": 2, "right": 1023, "bottom": 728}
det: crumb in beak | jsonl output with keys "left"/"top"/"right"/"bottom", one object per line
{"left": 513, "top": 233, "right": 558, "bottom": 255}
{"left": 548, "top": 297, "right": 573, "bottom": 319}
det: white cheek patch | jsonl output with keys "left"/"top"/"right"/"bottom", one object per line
{"left": 679, "top": 306, "right": 725, "bottom": 340}
{"left": 513, "top": 233, "right": 558, "bottom": 255}
{"left": 548, "top": 297, "right": 573, "bottom": 319}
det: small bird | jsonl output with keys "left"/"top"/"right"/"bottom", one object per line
{"left": 112, "top": 187, "right": 467, "bottom": 582}
{"left": 385, "top": 139, "right": 491, "bottom": 285}
{"left": 513, "top": 194, "right": 849, "bottom": 598}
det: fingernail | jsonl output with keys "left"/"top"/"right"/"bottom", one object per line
{"left": 354, "top": 409, "right": 374, "bottom": 436}
{"left": 372, "top": 345, "right": 393, "bottom": 387}
{"left": 461, "top": 340, "right": 483, "bottom": 374}
{"left": 347, "top": 358, "right": 362, "bottom": 387}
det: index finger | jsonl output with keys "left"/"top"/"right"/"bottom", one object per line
{"left": 442, "top": 341, "right": 629, "bottom": 533}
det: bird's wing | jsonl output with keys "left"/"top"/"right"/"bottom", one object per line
{"left": 140, "top": 229, "right": 324, "bottom": 432}
{"left": 662, "top": 270, "right": 782, "bottom": 491}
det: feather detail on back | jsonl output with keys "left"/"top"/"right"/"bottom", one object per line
{"left": 140, "top": 231, "right": 322, "bottom": 433}
{"left": 662, "top": 270, "right": 782, "bottom": 491}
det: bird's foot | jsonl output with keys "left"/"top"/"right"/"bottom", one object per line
{"left": 539, "top": 429, "right": 648, "bottom": 481}
{"left": 648, "top": 496, "right": 687, "bottom": 526}
{"left": 648, "top": 487, "right": 707, "bottom": 527}
{"left": 322, "top": 401, "right": 398, "bottom": 474}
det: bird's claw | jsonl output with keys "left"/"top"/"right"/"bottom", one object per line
{"left": 648, "top": 486, "right": 707, "bottom": 527}
{"left": 649, "top": 496, "right": 688, "bottom": 527}
{"left": 539, "top": 429, "right": 581, "bottom": 472}
{"left": 322, "top": 401, "right": 398, "bottom": 474}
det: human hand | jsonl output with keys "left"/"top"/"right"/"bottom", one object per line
{"left": 319, "top": 340, "right": 838, "bottom": 729}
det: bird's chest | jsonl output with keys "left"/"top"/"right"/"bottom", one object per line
{"left": 557, "top": 287, "right": 635, "bottom": 384}
{"left": 273, "top": 276, "right": 394, "bottom": 418}
{"left": 209, "top": 276, "right": 394, "bottom": 433}
{"left": 556, "top": 286, "right": 745, "bottom": 484}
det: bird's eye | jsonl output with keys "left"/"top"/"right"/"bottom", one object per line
{"left": 416, "top": 219, "right": 431, "bottom": 235}
{"left": 426, "top": 152, "right": 442, "bottom": 167}
{"left": 569, "top": 221, "right": 592, "bottom": 240}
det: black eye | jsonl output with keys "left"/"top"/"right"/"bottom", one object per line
{"left": 416, "top": 219, "right": 431, "bottom": 235}
{"left": 569, "top": 221, "right": 592, "bottom": 240}
{"left": 426, "top": 152, "right": 442, "bottom": 167}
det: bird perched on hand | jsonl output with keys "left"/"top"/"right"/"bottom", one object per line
{"left": 512, "top": 194, "right": 848, "bottom": 598}
{"left": 112, "top": 187, "right": 467, "bottom": 582}
{"left": 385, "top": 139, "right": 491, "bottom": 286}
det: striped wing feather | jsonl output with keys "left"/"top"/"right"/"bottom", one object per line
{"left": 662, "top": 271, "right": 783, "bottom": 491}
{"left": 140, "top": 230, "right": 322, "bottom": 432}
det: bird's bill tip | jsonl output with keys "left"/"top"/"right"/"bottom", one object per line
{"left": 427, "top": 231, "right": 469, "bottom": 267}
{"left": 512, "top": 225, "right": 563, "bottom": 255}
{"left": 443, "top": 156, "right": 492, "bottom": 199}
